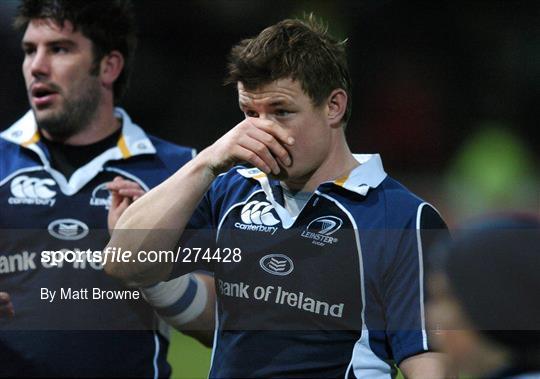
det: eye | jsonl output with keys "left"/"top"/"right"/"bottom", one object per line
{"left": 245, "top": 110, "right": 259, "bottom": 118}
{"left": 51, "top": 45, "right": 69, "bottom": 54}
{"left": 275, "top": 109, "right": 292, "bottom": 117}
{"left": 23, "top": 46, "right": 36, "bottom": 56}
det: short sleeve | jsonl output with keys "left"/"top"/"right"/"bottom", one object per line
{"left": 169, "top": 190, "right": 218, "bottom": 278}
{"left": 383, "top": 203, "right": 449, "bottom": 364}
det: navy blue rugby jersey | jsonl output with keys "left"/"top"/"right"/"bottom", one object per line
{"left": 175, "top": 154, "right": 448, "bottom": 378}
{"left": 0, "top": 108, "right": 195, "bottom": 378}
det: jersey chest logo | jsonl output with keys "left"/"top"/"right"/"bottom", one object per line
{"left": 234, "top": 200, "right": 280, "bottom": 235}
{"left": 89, "top": 182, "right": 112, "bottom": 209}
{"left": 8, "top": 175, "right": 57, "bottom": 207}
{"left": 301, "top": 216, "right": 342, "bottom": 246}
{"left": 48, "top": 218, "right": 89, "bottom": 240}
{"left": 259, "top": 253, "right": 294, "bottom": 276}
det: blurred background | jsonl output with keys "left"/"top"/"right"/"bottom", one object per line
{"left": 1, "top": 0, "right": 538, "bottom": 376}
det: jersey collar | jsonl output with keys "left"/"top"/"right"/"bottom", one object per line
{"left": 237, "top": 153, "right": 387, "bottom": 197}
{"left": 330, "top": 154, "right": 387, "bottom": 196}
{"left": 0, "top": 107, "right": 156, "bottom": 195}
{"left": 236, "top": 154, "right": 387, "bottom": 228}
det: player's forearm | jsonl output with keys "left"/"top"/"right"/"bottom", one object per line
{"left": 104, "top": 155, "right": 216, "bottom": 287}
{"left": 178, "top": 274, "right": 216, "bottom": 347}
{"left": 105, "top": 117, "right": 293, "bottom": 286}
{"left": 140, "top": 273, "right": 216, "bottom": 347}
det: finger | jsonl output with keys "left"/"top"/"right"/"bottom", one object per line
{"left": 244, "top": 126, "right": 292, "bottom": 168}
{"left": 247, "top": 118, "right": 295, "bottom": 147}
{"left": 234, "top": 145, "right": 272, "bottom": 174}
{"left": 106, "top": 176, "right": 124, "bottom": 190}
{"left": 237, "top": 137, "right": 281, "bottom": 175}
{"left": 115, "top": 197, "right": 131, "bottom": 215}
{"left": 0, "top": 304, "right": 14, "bottom": 318}
{"left": 110, "top": 190, "right": 124, "bottom": 209}
{"left": 0, "top": 293, "right": 14, "bottom": 318}
{"left": 107, "top": 180, "right": 142, "bottom": 191}
{"left": 118, "top": 189, "right": 145, "bottom": 198}
{"left": 0, "top": 292, "right": 10, "bottom": 304}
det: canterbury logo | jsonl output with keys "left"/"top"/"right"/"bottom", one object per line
{"left": 240, "top": 201, "right": 280, "bottom": 226}
{"left": 8, "top": 175, "right": 56, "bottom": 207}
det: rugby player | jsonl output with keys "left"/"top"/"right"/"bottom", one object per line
{"left": 0, "top": 0, "right": 214, "bottom": 377}
{"left": 107, "top": 16, "right": 449, "bottom": 377}
{"left": 428, "top": 213, "right": 540, "bottom": 378}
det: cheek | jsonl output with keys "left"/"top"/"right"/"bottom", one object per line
{"left": 22, "top": 62, "right": 32, "bottom": 85}
{"left": 59, "top": 66, "right": 90, "bottom": 94}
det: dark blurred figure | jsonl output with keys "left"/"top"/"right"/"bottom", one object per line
{"left": 428, "top": 213, "right": 540, "bottom": 378}
{"left": 0, "top": 292, "right": 14, "bottom": 318}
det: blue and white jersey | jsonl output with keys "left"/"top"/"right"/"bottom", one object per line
{"left": 176, "top": 154, "right": 447, "bottom": 378}
{"left": 0, "top": 108, "right": 195, "bottom": 378}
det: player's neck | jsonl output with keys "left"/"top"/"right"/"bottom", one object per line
{"left": 283, "top": 134, "right": 358, "bottom": 193}
{"left": 41, "top": 101, "right": 121, "bottom": 146}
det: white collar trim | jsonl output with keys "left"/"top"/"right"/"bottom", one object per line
{"left": 236, "top": 153, "right": 387, "bottom": 196}
{"left": 0, "top": 107, "right": 156, "bottom": 195}
{"left": 338, "top": 154, "right": 387, "bottom": 195}
{"left": 236, "top": 154, "right": 387, "bottom": 227}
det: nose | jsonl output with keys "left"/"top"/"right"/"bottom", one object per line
{"left": 28, "top": 47, "right": 50, "bottom": 78}
{"left": 256, "top": 113, "right": 274, "bottom": 122}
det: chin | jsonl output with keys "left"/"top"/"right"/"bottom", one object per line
{"left": 269, "top": 165, "right": 291, "bottom": 181}
{"left": 33, "top": 107, "right": 57, "bottom": 121}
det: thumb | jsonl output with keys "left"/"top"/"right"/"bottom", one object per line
{"left": 110, "top": 190, "right": 123, "bottom": 209}
{"left": 117, "top": 196, "right": 131, "bottom": 214}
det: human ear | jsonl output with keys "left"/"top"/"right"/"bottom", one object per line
{"left": 326, "top": 89, "right": 348, "bottom": 127}
{"left": 100, "top": 50, "right": 124, "bottom": 90}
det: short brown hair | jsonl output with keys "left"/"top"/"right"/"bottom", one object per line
{"left": 14, "top": 0, "right": 137, "bottom": 103}
{"left": 226, "top": 15, "right": 352, "bottom": 125}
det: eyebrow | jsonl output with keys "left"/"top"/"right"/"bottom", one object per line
{"left": 21, "top": 38, "right": 77, "bottom": 49}
{"left": 269, "top": 100, "right": 291, "bottom": 107}
{"left": 239, "top": 99, "right": 292, "bottom": 109}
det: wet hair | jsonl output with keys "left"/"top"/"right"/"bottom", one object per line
{"left": 226, "top": 15, "right": 352, "bottom": 126}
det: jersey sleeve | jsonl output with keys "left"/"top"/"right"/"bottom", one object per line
{"left": 168, "top": 190, "right": 217, "bottom": 278}
{"left": 383, "top": 203, "right": 449, "bottom": 364}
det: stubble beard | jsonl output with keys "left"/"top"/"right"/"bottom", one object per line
{"left": 33, "top": 75, "right": 101, "bottom": 142}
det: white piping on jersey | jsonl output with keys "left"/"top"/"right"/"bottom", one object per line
{"left": 416, "top": 202, "right": 430, "bottom": 351}
{"left": 317, "top": 191, "right": 392, "bottom": 378}
{"left": 152, "top": 331, "right": 160, "bottom": 379}
{"left": 0, "top": 166, "right": 43, "bottom": 187}
{"left": 191, "top": 148, "right": 197, "bottom": 159}
{"left": 208, "top": 302, "right": 219, "bottom": 379}
{"left": 0, "top": 108, "right": 156, "bottom": 195}
{"left": 156, "top": 318, "right": 171, "bottom": 343}
{"left": 344, "top": 330, "right": 393, "bottom": 379}
{"left": 215, "top": 189, "right": 265, "bottom": 243}
{"left": 258, "top": 174, "right": 306, "bottom": 229}
{"left": 104, "top": 167, "right": 150, "bottom": 191}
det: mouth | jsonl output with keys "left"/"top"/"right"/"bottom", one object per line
{"left": 30, "top": 85, "right": 59, "bottom": 108}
